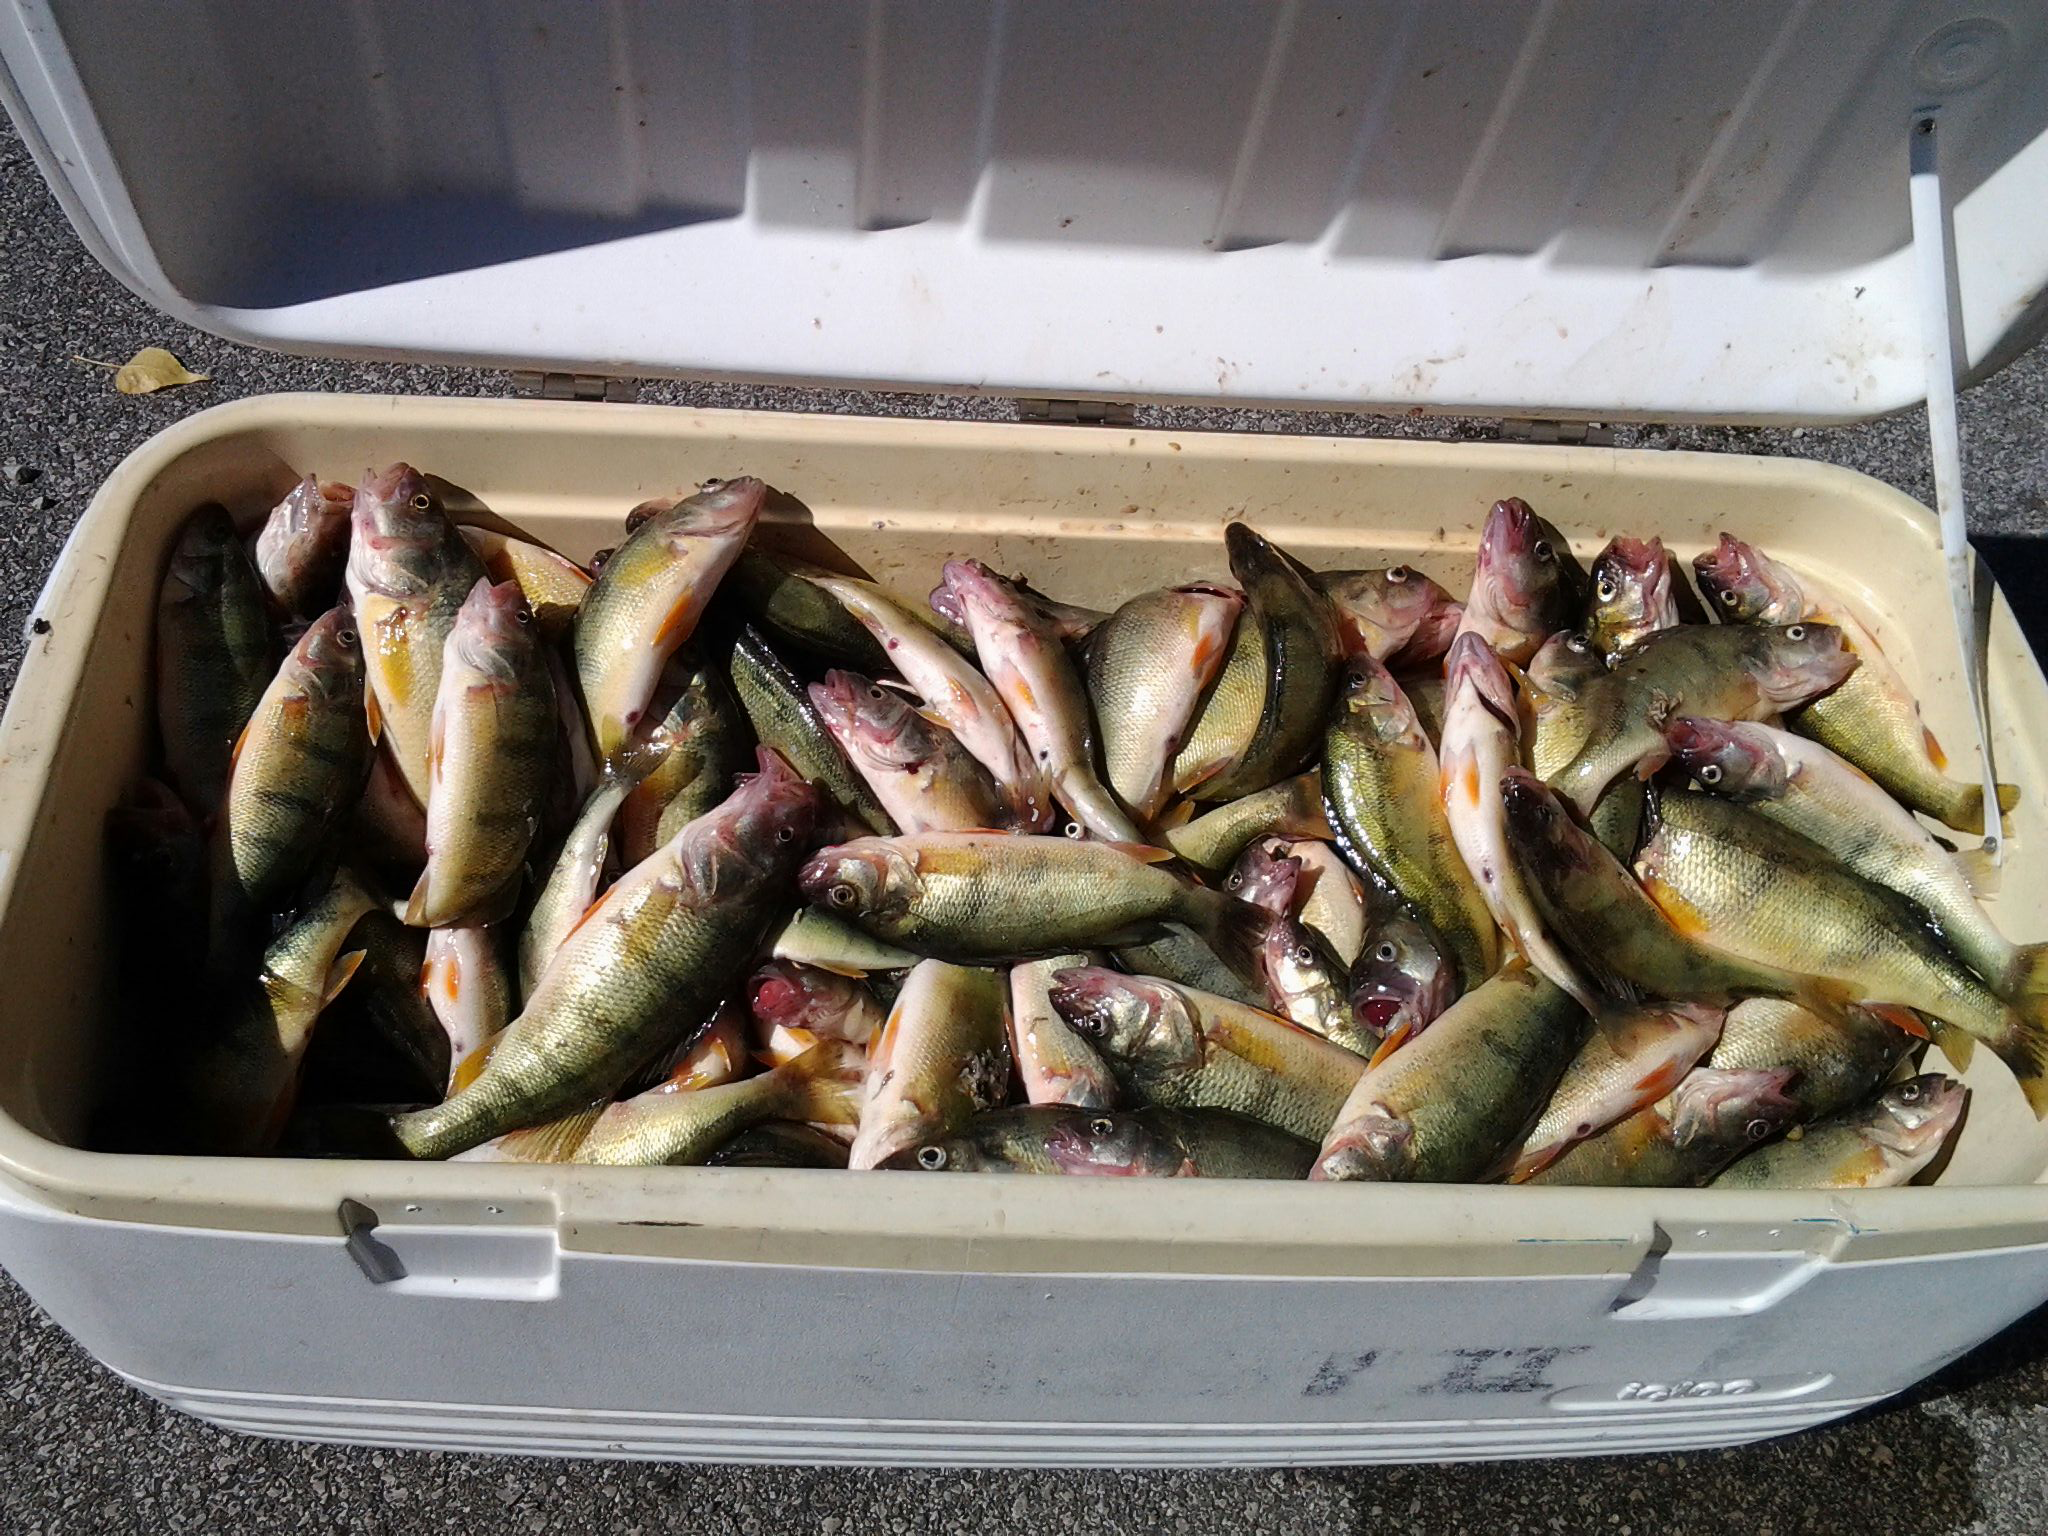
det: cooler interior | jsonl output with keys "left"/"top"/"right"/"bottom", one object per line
{"left": 3, "top": 394, "right": 2047, "bottom": 1216}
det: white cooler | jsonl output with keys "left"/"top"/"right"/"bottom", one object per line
{"left": 4, "top": 1, "right": 2048, "bottom": 1465}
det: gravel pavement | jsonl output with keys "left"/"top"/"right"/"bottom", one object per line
{"left": 6, "top": 111, "right": 2048, "bottom": 1536}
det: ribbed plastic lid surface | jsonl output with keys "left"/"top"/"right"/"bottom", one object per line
{"left": 4, "top": 0, "right": 2046, "bottom": 421}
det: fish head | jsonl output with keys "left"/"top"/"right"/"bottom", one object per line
{"left": 1347, "top": 914, "right": 1456, "bottom": 1040}
{"left": 662, "top": 476, "right": 767, "bottom": 544}
{"left": 1692, "top": 534, "right": 1806, "bottom": 623}
{"left": 1042, "top": 1110, "right": 1188, "bottom": 1177}
{"left": 1472, "top": 498, "right": 1587, "bottom": 642}
{"left": 1866, "top": 1074, "right": 1967, "bottom": 1156}
{"left": 1752, "top": 622, "right": 1857, "bottom": 707}
{"left": 1262, "top": 916, "right": 1346, "bottom": 1010}
{"left": 748, "top": 960, "right": 847, "bottom": 1036}
{"left": 163, "top": 504, "right": 243, "bottom": 600}
{"left": 448, "top": 579, "right": 536, "bottom": 680}
{"left": 926, "top": 577, "right": 969, "bottom": 630}
{"left": 1047, "top": 967, "right": 1201, "bottom": 1074}
{"left": 1224, "top": 840, "right": 1302, "bottom": 916}
{"left": 255, "top": 477, "right": 353, "bottom": 591}
{"left": 1336, "top": 655, "right": 1425, "bottom": 747}
{"left": 1499, "top": 768, "right": 1601, "bottom": 881}
{"left": 1661, "top": 718, "right": 1789, "bottom": 800}
{"left": 1396, "top": 570, "right": 1465, "bottom": 665}
{"left": 678, "top": 747, "right": 820, "bottom": 894}
{"left": 347, "top": 464, "right": 456, "bottom": 598}
{"left": 798, "top": 838, "right": 922, "bottom": 930}
{"left": 290, "top": 606, "right": 367, "bottom": 703}
{"left": 1667, "top": 1065, "right": 1802, "bottom": 1151}
{"left": 808, "top": 671, "right": 928, "bottom": 771}
{"left": 1311, "top": 1105, "right": 1416, "bottom": 1181}
{"left": 1587, "top": 536, "right": 1672, "bottom": 642}
{"left": 1527, "top": 630, "right": 1605, "bottom": 702}
{"left": 881, "top": 1134, "right": 989, "bottom": 1173}
{"left": 938, "top": 558, "right": 1038, "bottom": 638}
{"left": 1443, "top": 632, "right": 1519, "bottom": 732}
{"left": 1326, "top": 566, "right": 1445, "bottom": 659}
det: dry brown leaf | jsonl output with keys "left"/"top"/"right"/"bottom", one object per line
{"left": 111, "top": 347, "right": 210, "bottom": 396}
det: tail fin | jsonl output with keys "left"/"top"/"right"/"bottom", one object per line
{"left": 1942, "top": 780, "right": 2021, "bottom": 837}
{"left": 778, "top": 1039, "right": 865, "bottom": 1126}
{"left": 1190, "top": 890, "right": 1276, "bottom": 992}
{"left": 1998, "top": 954, "right": 2048, "bottom": 1118}
{"left": 1953, "top": 841, "right": 2003, "bottom": 898}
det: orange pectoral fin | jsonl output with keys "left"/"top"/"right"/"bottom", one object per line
{"left": 363, "top": 686, "right": 384, "bottom": 743}
{"left": 1637, "top": 872, "right": 1712, "bottom": 940}
{"left": 1366, "top": 1024, "right": 1412, "bottom": 1072}
{"left": 227, "top": 719, "right": 254, "bottom": 776}
{"left": 1861, "top": 1002, "right": 1930, "bottom": 1041}
{"left": 653, "top": 594, "right": 704, "bottom": 652}
{"left": 321, "top": 950, "right": 366, "bottom": 1008}
{"left": 1923, "top": 727, "right": 1949, "bottom": 772}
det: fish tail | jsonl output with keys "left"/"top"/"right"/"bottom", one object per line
{"left": 1998, "top": 952, "right": 2048, "bottom": 1118}
{"left": 778, "top": 1039, "right": 865, "bottom": 1125}
{"left": 1189, "top": 888, "right": 1276, "bottom": 992}
{"left": 390, "top": 1085, "right": 503, "bottom": 1160}
{"left": 1953, "top": 842, "right": 2003, "bottom": 898}
{"left": 1935, "top": 779, "right": 2020, "bottom": 837}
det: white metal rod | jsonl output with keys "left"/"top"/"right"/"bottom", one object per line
{"left": 1908, "top": 114, "right": 2004, "bottom": 861}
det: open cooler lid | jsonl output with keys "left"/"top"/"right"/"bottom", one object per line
{"left": 4, "top": 1, "right": 2047, "bottom": 422}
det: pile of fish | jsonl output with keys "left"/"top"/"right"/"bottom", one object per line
{"left": 116, "top": 464, "right": 2043, "bottom": 1189}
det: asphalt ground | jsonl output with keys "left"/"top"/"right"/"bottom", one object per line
{"left": 6, "top": 112, "right": 2048, "bottom": 1535}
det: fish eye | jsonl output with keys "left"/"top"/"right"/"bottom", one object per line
{"left": 1088, "top": 1116, "right": 1116, "bottom": 1137}
{"left": 1744, "top": 1117, "right": 1772, "bottom": 1141}
{"left": 1375, "top": 941, "right": 1398, "bottom": 964}
{"left": 1292, "top": 942, "right": 1315, "bottom": 965}
{"left": 828, "top": 883, "right": 860, "bottom": 908}
{"left": 1386, "top": 565, "right": 1410, "bottom": 584}
{"left": 1596, "top": 578, "right": 1617, "bottom": 602}
{"left": 868, "top": 686, "right": 888, "bottom": 702}
{"left": 1533, "top": 539, "right": 1554, "bottom": 562}
{"left": 1062, "top": 821, "right": 1085, "bottom": 840}
{"left": 1785, "top": 624, "right": 1806, "bottom": 641}
{"left": 1699, "top": 764, "right": 1723, "bottom": 785}
{"left": 514, "top": 607, "right": 532, "bottom": 626}
{"left": 408, "top": 491, "right": 433, "bottom": 513}
{"left": 916, "top": 1145, "right": 947, "bottom": 1170}
{"left": 1070, "top": 1013, "right": 1105, "bottom": 1038}
{"left": 1225, "top": 871, "right": 1244, "bottom": 890}
{"left": 1718, "top": 588, "right": 1740, "bottom": 607}
{"left": 336, "top": 628, "right": 358, "bottom": 647}
{"left": 1898, "top": 1081, "right": 1925, "bottom": 1104}
{"left": 774, "top": 827, "right": 796, "bottom": 844}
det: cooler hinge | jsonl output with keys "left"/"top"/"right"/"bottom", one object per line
{"left": 508, "top": 370, "right": 639, "bottom": 403}
{"left": 1499, "top": 418, "right": 1614, "bottom": 447}
{"left": 1015, "top": 397, "right": 1137, "bottom": 426}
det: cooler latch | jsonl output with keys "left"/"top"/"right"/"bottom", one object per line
{"left": 1500, "top": 419, "right": 1615, "bottom": 447}
{"left": 1016, "top": 397, "right": 1137, "bottom": 426}
{"left": 1607, "top": 1218, "right": 1851, "bottom": 1322}
{"left": 338, "top": 1197, "right": 562, "bottom": 1302}
{"left": 508, "top": 370, "right": 639, "bottom": 403}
